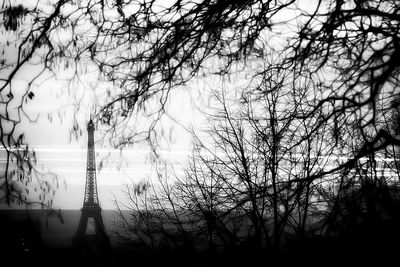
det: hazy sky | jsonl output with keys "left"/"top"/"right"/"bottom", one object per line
{"left": 1, "top": 54, "right": 253, "bottom": 210}
{"left": 4, "top": 59, "right": 223, "bottom": 209}
{"left": 17, "top": 78, "right": 197, "bottom": 209}
{"left": 0, "top": 0, "right": 262, "bottom": 210}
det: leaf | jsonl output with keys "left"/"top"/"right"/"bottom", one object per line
{"left": 28, "top": 91, "right": 35, "bottom": 99}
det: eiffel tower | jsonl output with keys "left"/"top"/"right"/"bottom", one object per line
{"left": 73, "top": 118, "right": 110, "bottom": 253}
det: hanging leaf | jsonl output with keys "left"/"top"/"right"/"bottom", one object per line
{"left": 28, "top": 91, "right": 35, "bottom": 99}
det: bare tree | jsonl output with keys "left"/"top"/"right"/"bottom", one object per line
{"left": 113, "top": 62, "right": 342, "bottom": 262}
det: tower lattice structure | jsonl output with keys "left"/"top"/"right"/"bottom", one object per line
{"left": 74, "top": 119, "right": 110, "bottom": 252}
{"left": 83, "top": 119, "right": 99, "bottom": 208}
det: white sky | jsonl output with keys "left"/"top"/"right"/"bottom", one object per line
{"left": 0, "top": 0, "right": 322, "bottom": 210}
{"left": 13, "top": 73, "right": 199, "bottom": 209}
{"left": 4, "top": 53, "right": 253, "bottom": 210}
{"left": 1, "top": 50, "right": 235, "bottom": 210}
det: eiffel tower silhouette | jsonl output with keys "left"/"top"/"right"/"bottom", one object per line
{"left": 73, "top": 118, "right": 110, "bottom": 253}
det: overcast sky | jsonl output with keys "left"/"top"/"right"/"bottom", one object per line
{"left": 14, "top": 75, "right": 196, "bottom": 209}
{"left": 0, "top": 0, "right": 274, "bottom": 210}
{"left": 2, "top": 56, "right": 232, "bottom": 209}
